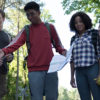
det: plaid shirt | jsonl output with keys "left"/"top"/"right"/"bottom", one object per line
{"left": 71, "top": 30, "right": 100, "bottom": 68}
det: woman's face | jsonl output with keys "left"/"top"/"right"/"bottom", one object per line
{"left": 74, "top": 16, "right": 86, "bottom": 33}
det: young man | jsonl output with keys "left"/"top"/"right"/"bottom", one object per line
{"left": 0, "top": 9, "right": 13, "bottom": 100}
{"left": 0, "top": 2, "right": 66, "bottom": 100}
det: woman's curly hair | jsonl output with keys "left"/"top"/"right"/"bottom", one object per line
{"left": 69, "top": 12, "right": 92, "bottom": 32}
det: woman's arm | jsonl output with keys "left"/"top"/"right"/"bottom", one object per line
{"left": 70, "top": 62, "right": 76, "bottom": 88}
{"left": 50, "top": 24, "right": 66, "bottom": 55}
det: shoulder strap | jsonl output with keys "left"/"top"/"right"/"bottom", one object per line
{"left": 44, "top": 22, "right": 56, "bottom": 48}
{"left": 88, "top": 29, "right": 98, "bottom": 55}
{"left": 24, "top": 25, "right": 30, "bottom": 53}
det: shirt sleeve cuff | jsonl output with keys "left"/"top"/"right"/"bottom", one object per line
{"left": 57, "top": 48, "right": 66, "bottom": 55}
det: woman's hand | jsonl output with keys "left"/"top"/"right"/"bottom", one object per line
{"left": 70, "top": 77, "right": 77, "bottom": 88}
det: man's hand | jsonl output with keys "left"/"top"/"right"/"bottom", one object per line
{"left": 62, "top": 50, "right": 67, "bottom": 57}
{"left": 5, "top": 54, "right": 13, "bottom": 62}
{"left": 0, "top": 49, "right": 5, "bottom": 59}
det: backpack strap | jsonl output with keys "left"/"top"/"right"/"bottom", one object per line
{"left": 24, "top": 25, "right": 30, "bottom": 54}
{"left": 91, "top": 29, "right": 98, "bottom": 55}
{"left": 88, "top": 29, "right": 98, "bottom": 55}
{"left": 44, "top": 22, "right": 56, "bottom": 48}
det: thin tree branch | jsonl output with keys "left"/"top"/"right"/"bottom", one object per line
{"left": 4, "top": 2, "right": 20, "bottom": 9}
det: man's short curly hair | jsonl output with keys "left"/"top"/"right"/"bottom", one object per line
{"left": 24, "top": 1, "right": 40, "bottom": 12}
{"left": 69, "top": 12, "right": 92, "bottom": 32}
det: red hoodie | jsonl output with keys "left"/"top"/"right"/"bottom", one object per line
{"left": 2, "top": 22, "right": 65, "bottom": 72}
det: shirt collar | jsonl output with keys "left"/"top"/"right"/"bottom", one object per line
{"left": 75, "top": 30, "right": 90, "bottom": 38}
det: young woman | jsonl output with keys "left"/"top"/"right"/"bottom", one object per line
{"left": 69, "top": 12, "right": 100, "bottom": 100}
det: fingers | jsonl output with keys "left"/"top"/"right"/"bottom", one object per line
{"left": 5, "top": 54, "right": 13, "bottom": 62}
{"left": 70, "top": 79, "right": 77, "bottom": 88}
{"left": 5, "top": 54, "right": 12, "bottom": 58}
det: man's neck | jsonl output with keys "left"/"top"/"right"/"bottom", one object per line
{"left": 37, "top": 19, "right": 42, "bottom": 24}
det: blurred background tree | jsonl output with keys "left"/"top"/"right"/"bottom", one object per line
{"left": 58, "top": 87, "right": 80, "bottom": 100}
{"left": 62, "top": 0, "right": 100, "bottom": 24}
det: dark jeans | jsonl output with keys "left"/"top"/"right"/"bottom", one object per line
{"left": 28, "top": 71, "right": 58, "bottom": 100}
{"left": 76, "top": 63, "right": 100, "bottom": 100}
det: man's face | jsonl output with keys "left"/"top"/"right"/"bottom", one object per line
{"left": 0, "top": 13, "right": 4, "bottom": 30}
{"left": 26, "top": 9, "right": 40, "bottom": 24}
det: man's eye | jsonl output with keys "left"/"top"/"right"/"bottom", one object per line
{"left": 26, "top": 12, "right": 35, "bottom": 17}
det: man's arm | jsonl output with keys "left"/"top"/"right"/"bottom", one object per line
{"left": 5, "top": 33, "right": 14, "bottom": 62}
{"left": 50, "top": 24, "right": 67, "bottom": 56}
{"left": 0, "top": 28, "right": 26, "bottom": 58}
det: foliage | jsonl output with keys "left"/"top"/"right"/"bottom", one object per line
{"left": 62, "top": 0, "right": 100, "bottom": 24}
{"left": 58, "top": 87, "right": 80, "bottom": 100}
{"left": 0, "top": 0, "right": 24, "bottom": 10}
{"left": 41, "top": 9, "right": 55, "bottom": 23}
